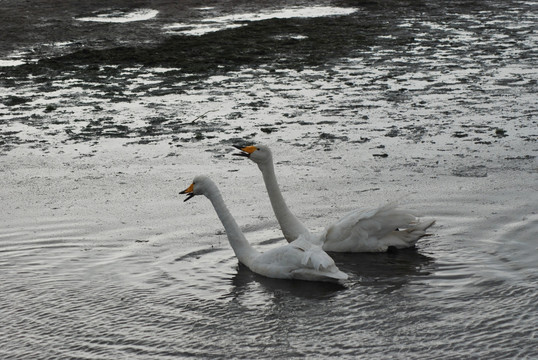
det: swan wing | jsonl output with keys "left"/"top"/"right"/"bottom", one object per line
{"left": 291, "top": 236, "right": 348, "bottom": 281}
{"left": 251, "top": 235, "right": 348, "bottom": 282}
{"left": 323, "top": 203, "right": 432, "bottom": 252}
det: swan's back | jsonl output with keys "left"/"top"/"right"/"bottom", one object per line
{"left": 250, "top": 235, "right": 348, "bottom": 282}
{"left": 323, "top": 204, "right": 426, "bottom": 252}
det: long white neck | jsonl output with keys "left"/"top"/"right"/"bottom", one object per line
{"left": 204, "top": 186, "right": 259, "bottom": 266}
{"left": 258, "top": 160, "right": 310, "bottom": 242}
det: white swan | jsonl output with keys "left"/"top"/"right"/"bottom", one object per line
{"left": 180, "top": 175, "right": 348, "bottom": 282}
{"left": 233, "top": 145, "right": 435, "bottom": 252}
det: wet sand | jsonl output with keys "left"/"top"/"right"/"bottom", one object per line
{"left": 1, "top": 133, "right": 535, "bottom": 239}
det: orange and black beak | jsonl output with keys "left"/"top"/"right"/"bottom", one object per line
{"left": 179, "top": 183, "right": 196, "bottom": 202}
{"left": 233, "top": 145, "right": 257, "bottom": 158}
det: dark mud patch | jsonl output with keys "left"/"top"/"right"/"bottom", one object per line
{"left": 3, "top": 96, "right": 32, "bottom": 106}
{"left": 5, "top": 15, "right": 378, "bottom": 81}
{"left": 1, "top": 0, "right": 505, "bottom": 81}
{"left": 452, "top": 165, "right": 488, "bottom": 178}
{"left": 1, "top": 0, "right": 536, "bottom": 161}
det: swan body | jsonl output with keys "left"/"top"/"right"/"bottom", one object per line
{"left": 234, "top": 145, "right": 435, "bottom": 253}
{"left": 180, "top": 176, "right": 348, "bottom": 282}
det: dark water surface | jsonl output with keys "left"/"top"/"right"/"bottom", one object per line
{"left": 1, "top": 0, "right": 537, "bottom": 359}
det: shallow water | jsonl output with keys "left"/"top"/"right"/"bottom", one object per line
{"left": 1, "top": 0, "right": 537, "bottom": 358}
{"left": 1, "top": 193, "right": 536, "bottom": 359}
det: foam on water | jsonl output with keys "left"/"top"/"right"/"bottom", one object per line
{"left": 76, "top": 9, "right": 158, "bottom": 23}
{"left": 164, "top": 6, "right": 358, "bottom": 36}
{"left": 0, "top": 59, "right": 26, "bottom": 67}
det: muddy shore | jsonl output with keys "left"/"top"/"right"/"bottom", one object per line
{"left": 1, "top": 0, "right": 536, "bottom": 234}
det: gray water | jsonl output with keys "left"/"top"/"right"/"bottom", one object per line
{"left": 1, "top": 200, "right": 536, "bottom": 359}
{"left": 1, "top": 0, "right": 537, "bottom": 358}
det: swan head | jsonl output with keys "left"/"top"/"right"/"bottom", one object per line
{"left": 179, "top": 175, "right": 216, "bottom": 202}
{"left": 233, "top": 144, "right": 272, "bottom": 165}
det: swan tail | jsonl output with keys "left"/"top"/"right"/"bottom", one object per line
{"left": 412, "top": 219, "right": 436, "bottom": 233}
{"left": 301, "top": 247, "right": 349, "bottom": 280}
{"left": 332, "top": 269, "right": 349, "bottom": 280}
{"left": 291, "top": 268, "right": 348, "bottom": 282}
{"left": 383, "top": 219, "right": 436, "bottom": 248}
{"left": 291, "top": 235, "right": 348, "bottom": 281}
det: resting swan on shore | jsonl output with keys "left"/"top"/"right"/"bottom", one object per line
{"left": 234, "top": 145, "right": 435, "bottom": 253}
{"left": 180, "top": 175, "right": 348, "bottom": 282}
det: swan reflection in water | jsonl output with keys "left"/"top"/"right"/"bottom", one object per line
{"left": 226, "top": 246, "right": 435, "bottom": 300}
